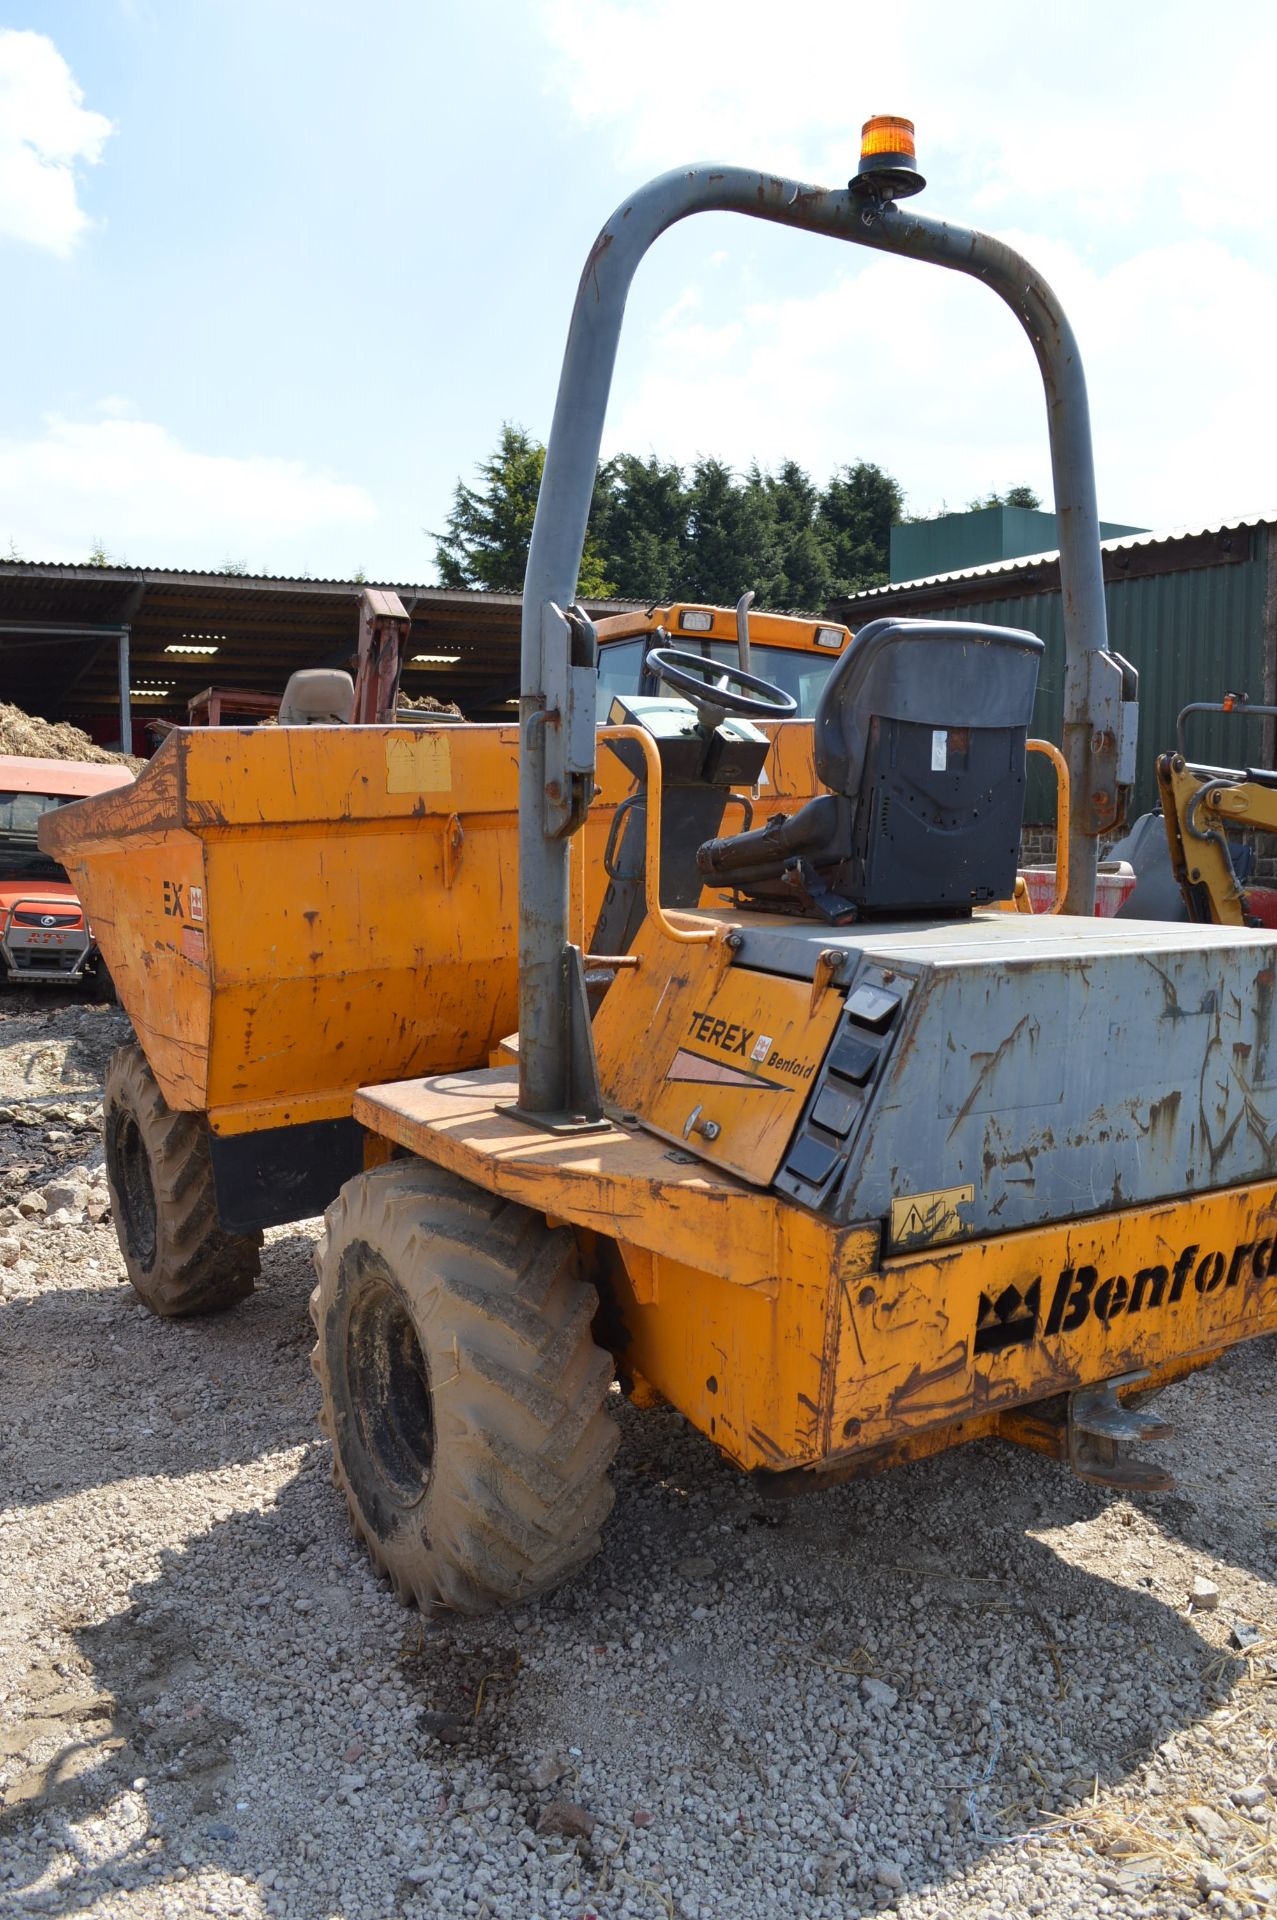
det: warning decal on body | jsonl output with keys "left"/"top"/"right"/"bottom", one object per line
{"left": 890, "top": 1184, "right": 975, "bottom": 1250}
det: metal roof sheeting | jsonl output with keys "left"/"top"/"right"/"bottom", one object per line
{"left": 0, "top": 562, "right": 641, "bottom": 729}
{"left": 848, "top": 510, "right": 1277, "bottom": 599}
{"left": 835, "top": 515, "right": 1277, "bottom": 824}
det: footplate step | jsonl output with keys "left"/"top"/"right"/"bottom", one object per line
{"left": 1068, "top": 1370, "right": 1174, "bottom": 1494}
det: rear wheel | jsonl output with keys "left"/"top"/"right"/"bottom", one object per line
{"left": 85, "top": 954, "right": 118, "bottom": 1004}
{"left": 310, "top": 1159, "right": 618, "bottom": 1614}
{"left": 103, "top": 1043, "right": 261, "bottom": 1315}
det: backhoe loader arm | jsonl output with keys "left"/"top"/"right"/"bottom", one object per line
{"left": 1156, "top": 752, "right": 1277, "bottom": 925}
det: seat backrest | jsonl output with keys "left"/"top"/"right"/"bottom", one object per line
{"left": 695, "top": 615, "right": 1045, "bottom": 917}
{"left": 277, "top": 668, "right": 355, "bottom": 726}
{"left": 814, "top": 617, "right": 1043, "bottom": 794}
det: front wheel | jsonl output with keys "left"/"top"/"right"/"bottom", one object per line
{"left": 309, "top": 1159, "right": 618, "bottom": 1614}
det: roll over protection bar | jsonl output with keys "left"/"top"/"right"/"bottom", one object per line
{"left": 515, "top": 161, "right": 1130, "bottom": 1123}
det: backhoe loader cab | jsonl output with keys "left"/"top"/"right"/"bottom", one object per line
{"left": 308, "top": 123, "right": 1277, "bottom": 1616}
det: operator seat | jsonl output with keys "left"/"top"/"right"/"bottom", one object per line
{"left": 697, "top": 617, "right": 1044, "bottom": 920}
{"left": 277, "top": 668, "right": 355, "bottom": 726}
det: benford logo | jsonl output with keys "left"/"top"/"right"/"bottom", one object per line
{"left": 973, "top": 1234, "right": 1277, "bottom": 1355}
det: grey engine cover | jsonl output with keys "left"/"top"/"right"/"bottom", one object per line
{"left": 723, "top": 910, "right": 1277, "bottom": 1239}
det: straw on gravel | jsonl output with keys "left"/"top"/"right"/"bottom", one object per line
{"left": 0, "top": 702, "right": 143, "bottom": 771}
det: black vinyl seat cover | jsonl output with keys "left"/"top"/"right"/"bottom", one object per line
{"left": 697, "top": 617, "right": 1044, "bottom": 920}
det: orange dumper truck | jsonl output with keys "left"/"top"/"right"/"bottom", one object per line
{"left": 41, "top": 605, "right": 847, "bottom": 1313}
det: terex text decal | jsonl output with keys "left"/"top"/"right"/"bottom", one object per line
{"left": 669, "top": 1006, "right": 817, "bottom": 1091}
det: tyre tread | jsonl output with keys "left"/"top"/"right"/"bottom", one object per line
{"left": 103, "top": 1043, "right": 261, "bottom": 1317}
{"left": 310, "top": 1158, "right": 617, "bottom": 1614}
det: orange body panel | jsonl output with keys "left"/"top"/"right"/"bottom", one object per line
{"left": 354, "top": 1067, "right": 1277, "bottom": 1476}
{"left": 44, "top": 717, "right": 823, "bottom": 1134}
{"left": 592, "top": 915, "right": 845, "bottom": 1185}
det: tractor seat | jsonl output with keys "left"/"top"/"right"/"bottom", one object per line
{"left": 696, "top": 617, "right": 1044, "bottom": 921}
{"left": 277, "top": 668, "right": 355, "bottom": 726}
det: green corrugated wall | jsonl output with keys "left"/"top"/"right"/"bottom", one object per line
{"left": 896, "top": 529, "right": 1270, "bottom": 823}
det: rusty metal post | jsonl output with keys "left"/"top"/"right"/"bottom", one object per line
{"left": 518, "top": 163, "right": 1117, "bottom": 1119}
{"left": 117, "top": 626, "right": 131, "bottom": 756}
{"left": 353, "top": 588, "right": 410, "bottom": 724}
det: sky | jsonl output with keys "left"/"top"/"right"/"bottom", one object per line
{"left": 1, "top": 0, "right": 1276, "bottom": 582}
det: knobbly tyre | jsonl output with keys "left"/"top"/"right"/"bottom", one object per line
{"left": 307, "top": 117, "right": 1277, "bottom": 1616}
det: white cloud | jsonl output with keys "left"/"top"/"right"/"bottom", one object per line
{"left": 539, "top": 0, "right": 1277, "bottom": 234}
{"left": 600, "top": 234, "right": 1277, "bottom": 531}
{"left": 0, "top": 414, "right": 377, "bottom": 568}
{"left": 0, "top": 29, "right": 113, "bottom": 256}
{"left": 537, "top": 0, "right": 1277, "bottom": 534}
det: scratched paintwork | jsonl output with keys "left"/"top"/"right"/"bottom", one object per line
{"left": 820, "top": 912, "right": 1277, "bottom": 1237}
{"left": 826, "top": 1177, "right": 1277, "bottom": 1456}
{"left": 355, "top": 1067, "right": 1277, "bottom": 1475}
{"left": 584, "top": 898, "right": 1277, "bottom": 1237}
{"left": 56, "top": 828, "right": 211, "bottom": 1110}
{"left": 690, "top": 905, "right": 1277, "bottom": 1237}
{"left": 355, "top": 1064, "right": 875, "bottom": 1472}
{"left": 592, "top": 915, "right": 845, "bottom": 1184}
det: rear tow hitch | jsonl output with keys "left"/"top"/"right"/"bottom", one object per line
{"left": 1068, "top": 1370, "right": 1174, "bottom": 1493}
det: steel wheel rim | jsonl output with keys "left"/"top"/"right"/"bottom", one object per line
{"left": 345, "top": 1256, "right": 436, "bottom": 1506}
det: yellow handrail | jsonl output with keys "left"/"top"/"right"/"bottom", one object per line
{"left": 602, "top": 725, "right": 718, "bottom": 945}
{"left": 597, "top": 728, "right": 1072, "bottom": 935}
{"left": 1027, "top": 738, "right": 1070, "bottom": 914}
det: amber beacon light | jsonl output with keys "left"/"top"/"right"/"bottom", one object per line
{"left": 851, "top": 113, "right": 925, "bottom": 200}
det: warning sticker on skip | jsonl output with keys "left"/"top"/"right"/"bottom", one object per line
{"left": 930, "top": 729, "right": 948, "bottom": 772}
{"left": 386, "top": 733, "right": 452, "bottom": 794}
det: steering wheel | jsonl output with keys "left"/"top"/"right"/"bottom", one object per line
{"left": 644, "top": 646, "right": 798, "bottom": 722}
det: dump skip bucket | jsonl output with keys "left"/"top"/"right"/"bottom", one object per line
{"left": 43, "top": 718, "right": 818, "bottom": 1139}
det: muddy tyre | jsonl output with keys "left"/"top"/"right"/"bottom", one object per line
{"left": 103, "top": 1043, "right": 261, "bottom": 1316}
{"left": 310, "top": 1159, "right": 618, "bottom": 1615}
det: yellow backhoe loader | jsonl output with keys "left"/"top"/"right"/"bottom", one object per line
{"left": 1156, "top": 695, "right": 1277, "bottom": 928}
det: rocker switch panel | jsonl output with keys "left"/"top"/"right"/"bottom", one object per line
{"left": 845, "top": 983, "right": 900, "bottom": 1030}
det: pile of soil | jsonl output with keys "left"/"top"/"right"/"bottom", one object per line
{"left": 397, "top": 692, "right": 464, "bottom": 717}
{"left": 0, "top": 704, "right": 144, "bottom": 771}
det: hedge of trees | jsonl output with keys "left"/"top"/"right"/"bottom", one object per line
{"left": 434, "top": 425, "right": 906, "bottom": 608}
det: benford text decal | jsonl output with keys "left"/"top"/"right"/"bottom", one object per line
{"left": 973, "top": 1233, "right": 1276, "bottom": 1354}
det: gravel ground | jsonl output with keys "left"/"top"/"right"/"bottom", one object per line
{"left": 2, "top": 990, "right": 1276, "bottom": 1920}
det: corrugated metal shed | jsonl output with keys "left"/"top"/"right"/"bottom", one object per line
{"left": 0, "top": 561, "right": 640, "bottom": 737}
{"left": 831, "top": 515, "right": 1277, "bottom": 822}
